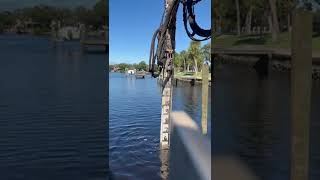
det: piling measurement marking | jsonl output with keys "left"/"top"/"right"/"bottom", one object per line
{"left": 160, "top": 68, "right": 173, "bottom": 149}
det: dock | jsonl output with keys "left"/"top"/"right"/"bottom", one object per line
{"left": 80, "top": 38, "right": 108, "bottom": 53}
{"left": 157, "top": 75, "right": 212, "bottom": 86}
{"left": 50, "top": 22, "right": 108, "bottom": 53}
{"left": 135, "top": 71, "right": 146, "bottom": 79}
{"left": 174, "top": 76, "right": 211, "bottom": 86}
{"left": 81, "top": 39, "right": 108, "bottom": 46}
{"left": 213, "top": 47, "right": 320, "bottom": 64}
{"left": 79, "top": 25, "right": 108, "bottom": 53}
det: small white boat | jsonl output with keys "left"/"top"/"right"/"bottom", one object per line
{"left": 127, "top": 70, "right": 135, "bottom": 75}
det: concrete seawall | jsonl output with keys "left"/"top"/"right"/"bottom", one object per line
{"left": 158, "top": 76, "right": 212, "bottom": 86}
{"left": 215, "top": 54, "right": 320, "bottom": 80}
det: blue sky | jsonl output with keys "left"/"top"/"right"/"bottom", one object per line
{"left": 109, "top": 0, "right": 211, "bottom": 64}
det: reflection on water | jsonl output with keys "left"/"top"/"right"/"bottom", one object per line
{"left": 172, "top": 81, "right": 212, "bottom": 137}
{"left": 213, "top": 63, "right": 320, "bottom": 180}
{"left": 0, "top": 35, "right": 108, "bottom": 180}
{"left": 109, "top": 73, "right": 211, "bottom": 179}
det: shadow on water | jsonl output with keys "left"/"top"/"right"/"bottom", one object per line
{"left": 213, "top": 62, "right": 320, "bottom": 180}
{"left": 190, "top": 79, "right": 195, "bottom": 86}
{"left": 253, "top": 55, "right": 269, "bottom": 79}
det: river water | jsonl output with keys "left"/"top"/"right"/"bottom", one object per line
{"left": 109, "top": 73, "right": 211, "bottom": 179}
{"left": 213, "top": 63, "right": 320, "bottom": 180}
{"left": 0, "top": 35, "right": 108, "bottom": 180}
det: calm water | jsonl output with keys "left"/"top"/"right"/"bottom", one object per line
{"left": 213, "top": 63, "right": 320, "bottom": 180}
{"left": 109, "top": 73, "right": 211, "bottom": 179}
{"left": 0, "top": 35, "right": 108, "bottom": 180}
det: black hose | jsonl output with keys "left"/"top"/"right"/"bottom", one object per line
{"left": 182, "top": 0, "right": 211, "bottom": 41}
{"left": 156, "top": 0, "right": 180, "bottom": 63}
{"left": 149, "top": 28, "right": 160, "bottom": 77}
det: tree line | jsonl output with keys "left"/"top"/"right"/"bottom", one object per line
{"left": 174, "top": 41, "right": 211, "bottom": 73}
{"left": 0, "top": 0, "right": 107, "bottom": 33}
{"left": 214, "top": 0, "right": 320, "bottom": 42}
{"left": 110, "top": 61, "right": 148, "bottom": 72}
{"left": 110, "top": 41, "right": 211, "bottom": 73}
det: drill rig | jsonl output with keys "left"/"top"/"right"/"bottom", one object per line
{"left": 149, "top": 0, "right": 211, "bottom": 149}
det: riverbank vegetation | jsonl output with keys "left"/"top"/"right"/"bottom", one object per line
{"left": 0, "top": 0, "right": 107, "bottom": 34}
{"left": 175, "top": 71, "right": 212, "bottom": 80}
{"left": 110, "top": 40, "right": 211, "bottom": 78}
{"left": 174, "top": 41, "right": 211, "bottom": 75}
{"left": 213, "top": 0, "right": 320, "bottom": 50}
{"left": 110, "top": 61, "right": 148, "bottom": 73}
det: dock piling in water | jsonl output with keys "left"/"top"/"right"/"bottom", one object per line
{"left": 201, "top": 62, "right": 209, "bottom": 135}
{"left": 290, "top": 9, "right": 312, "bottom": 180}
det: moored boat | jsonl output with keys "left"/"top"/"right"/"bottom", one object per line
{"left": 135, "top": 71, "right": 145, "bottom": 79}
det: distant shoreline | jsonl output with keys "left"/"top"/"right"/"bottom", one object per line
{"left": 0, "top": 31, "right": 51, "bottom": 36}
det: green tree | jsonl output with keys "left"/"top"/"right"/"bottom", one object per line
{"left": 201, "top": 43, "right": 211, "bottom": 62}
{"left": 0, "top": 1, "right": 107, "bottom": 32}
{"left": 174, "top": 52, "right": 183, "bottom": 72}
{"left": 180, "top": 50, "right": 188, "bottom": 72}
{"left": 0, "top": 12, "right": 16, "bottom": 31}
{"left": 213, "top": 0, "right": 234, "bottom": 34}
{"left": 269, "top": 0, "right": 279, "bottom": 41}
{"left": 136, "top": 61, "right": 147, "bottom": 71}
{"left": 109, "top": 64, "right": 115, "bottom": 71}
{"left": 93, "top": 0, "right": 107, "bottom": 26}
{"left": 235, "top": 0, "right": 241, "bottom": 35}
{"left": 132, "top": 63, "right": 138, "bottom": 70}
{"left": 187, "top": 41, "right": 203, "bottom": 73}
{"left": 74, "top": 6, "right": 89, "bottom": 24}
{"left": 118, "top": 63, "right": 129, "bottom": 72}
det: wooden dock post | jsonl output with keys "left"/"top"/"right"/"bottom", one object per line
{"left": 290, "top": 8, "right": 312, "bottom": 180}
{"left": 80, "top": 24, "right": 86, "bottom": 52}
{"left": 201, "top": 62, "right": 209, "bottom": 135}
{"left": 50, "top": 20, "right": 58, "bottom": 47}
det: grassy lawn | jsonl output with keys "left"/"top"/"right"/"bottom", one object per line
{"left": 214, "top": 32, "right": 320, "bottom": 52}
{"left": 175, "top": 71, "right": 211, "bottom": 80}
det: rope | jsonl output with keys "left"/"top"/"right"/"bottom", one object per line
{"left": 182, "top": 0, "right": 211, "bottom": 41}
{"left": 149, "top": 0, "right": 212, "bottom": 78}
{"left": 149, "top": 28, "right": 161, "bottom": 78}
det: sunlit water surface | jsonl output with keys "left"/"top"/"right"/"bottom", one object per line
{"left": 109, "top": 72, "right": 211, "bottom": 179}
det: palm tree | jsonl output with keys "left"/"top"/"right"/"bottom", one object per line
{"left": 201, "top": 43, "right": 211, "bottom": 63}
{"left": 282, "top": 0, "right": 293, "bottom": 32}
{"left": 269, "top": 0, "right": 279, "bottom": 42}
{"left": 235, "top": 0, "right": 241, "bottom": 36}
{"left": 187, "top": 41, "right": 203, "bottom": 73}
{"left": 180, "top": 50, "right": 188, "bottom": 72}
{"left": 174, "top": 52, "right": 182, "bottom": 72}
